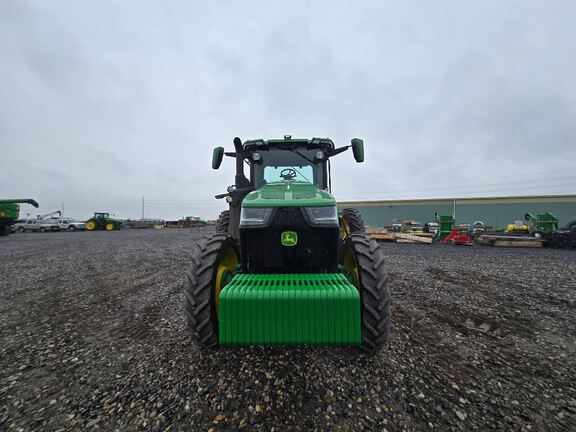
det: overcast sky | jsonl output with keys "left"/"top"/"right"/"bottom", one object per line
{"left": 1, "top": 0, "right": 575, "bottom": 220}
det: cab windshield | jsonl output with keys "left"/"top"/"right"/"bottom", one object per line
{"left": 251, "top": 147, "right": 327, "bottom": 189}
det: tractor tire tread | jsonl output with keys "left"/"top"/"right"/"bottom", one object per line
{"left": 341, "top": 208, "right": 366, "bottom": 234}
{"left": 183, "top": 233, "right": 235, "bottom": 349}
{"left": 216, "top": 210, "right": 231, "bottom": 234}
{"left": 345, "top": 233, "right": 390, "bottom": 352}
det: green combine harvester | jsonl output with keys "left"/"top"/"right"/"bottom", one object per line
{"left": 0, "top": 199, "right": 39, "bottom": 236}
{"left": 184, "top": 136, "right": 390, "bottom": 351}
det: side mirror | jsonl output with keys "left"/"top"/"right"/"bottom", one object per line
{"left": 212, "top": 146, "right": 224, "bottom": 169}
{"left": 351, "top": 138, "right": 364, "bottom": 163}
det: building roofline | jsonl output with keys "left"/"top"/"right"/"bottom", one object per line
{"left": 338, "top": 193, "right": 576, "bottom": 206}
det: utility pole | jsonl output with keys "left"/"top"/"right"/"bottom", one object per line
{"left": 61, "top": 202, "right": 65, "bottom": 217}
{"left": 141, "top": 196, "right": 145, "bottom": 220}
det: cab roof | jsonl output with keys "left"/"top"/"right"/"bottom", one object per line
{"left": 243, "top": 137, "right": 335, "bottom": 150}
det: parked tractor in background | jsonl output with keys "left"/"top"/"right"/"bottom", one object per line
{"left": 85, "top": 212, "right": 122, "bottom": 231}
{"left": 0, "top": 199, "right": 39, "bottom": 236}
{"left": 184, "top": 136, "right": 390, "bottom": 351}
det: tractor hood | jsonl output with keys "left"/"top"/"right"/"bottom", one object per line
{"left": 242, "top": 182, "right": 336, "bottom": 208}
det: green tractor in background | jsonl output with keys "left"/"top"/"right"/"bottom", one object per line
{"left": 0, "top": 199, "right": 39, "bottom": 236}
{"left": 85, "top": 212, "right": 123, "bottom": 231}
{"left": 184, "top": 136, "right": 390, "bottom": 351}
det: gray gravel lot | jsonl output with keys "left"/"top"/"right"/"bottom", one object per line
{"left": 1, "top": 229, "right": 575, "bottom": 431}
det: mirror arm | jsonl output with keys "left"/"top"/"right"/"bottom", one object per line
{"left": 328, "top": 146, "right": 349, "bottom": 157}
{"left": 224, "top": 152, "right": 236, "bottom": 157}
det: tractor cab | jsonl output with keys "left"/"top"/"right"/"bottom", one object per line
{"left": 244, "top": 137, "right": 335, "bottom": 190}
{"left": 212, "top": 136, "right": 364, "bottom": 238}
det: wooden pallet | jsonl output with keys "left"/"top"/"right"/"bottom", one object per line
{"left": 366, "top": 228, "right": 433, "bottom": 244}
{"left": 493, "top": 240, "right": 543, "bottom": 248}
{"left": 478, "top": 234, "right": 543, "bottom": 248}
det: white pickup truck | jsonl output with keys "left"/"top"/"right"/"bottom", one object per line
{"left": 37, "top": 219, "right": 61, "bottom": 232}
{"left": 57, "top": 219, "right": 86, "bottom": 231}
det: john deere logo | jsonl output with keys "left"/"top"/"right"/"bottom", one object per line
{"left": 281, "top": 231, "right": 298, "bottom": 246}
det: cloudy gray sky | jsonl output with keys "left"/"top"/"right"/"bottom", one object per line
{"left": 1, "top": 0, "right": 575, "bottom": 220}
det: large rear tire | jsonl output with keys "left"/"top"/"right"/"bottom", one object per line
{"left": 341, "top": 234, "right": 390, "bottom": 352}
{"left": 85, "top": 220, "right": 96, "bottom": 231}
{"left": 184, "top": 233, "right": 239, "bottom": 349}
{"left": 0, "top": 226, "right": 9, "bottom": 236}
{"left": 215, "top": 210, "right": 230, "bottom": 234}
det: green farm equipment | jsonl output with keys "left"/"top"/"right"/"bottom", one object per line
{"left": 85, "top": 212, "right": 122, "bottom": 231}
{"left": 435, "top": 214, "right": 455, "bottom": 240}
{"left": 524, "top": 212, "right": 558, "bottom": 233}
{"left": 0, "top": 199, "right": 39, "bottom": 236}
{"left": 184, "top": 136, "right": 390, "bottom": 351}
{"left": 524, "top": 212, "right": 576, "bottom": 248}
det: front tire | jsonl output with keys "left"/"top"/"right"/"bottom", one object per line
{"left": 184, "top": 233, "right": 239, "bottom": 349}
{"left": 105, "top": 222, "right": 115, "bottom": 231}
{"left": 341, "top": 234, "right": 390, "bottom": 352}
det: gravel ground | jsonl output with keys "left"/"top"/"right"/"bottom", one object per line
{"left": 1, "top": 229, "right": 575, "bottom": 431}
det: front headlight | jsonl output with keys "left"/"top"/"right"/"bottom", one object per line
{"left": 304, "top": 206, "right": 338, "bottom": 226}
{"left": 240, "top": 207, "right": 273, "bottom": 226}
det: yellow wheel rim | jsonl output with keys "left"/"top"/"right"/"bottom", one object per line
{"left": 86, "top": 221, "right": 96, "bottom": 230}
{"left": 105, "top": 223, "right": 114, "bottom": 231}
{"left": 214, "top": 246, "right": 239, "bottom": 316}
{"left": 340, "top": 217, "right": 351, "bottom": 240}
{"left": 343, "top": 247, "right": 360, "bottom": 289}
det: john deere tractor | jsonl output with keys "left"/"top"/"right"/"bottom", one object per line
{"left": 184, "top": 136, "right": 390, "bottom": 351}
{"left": 85, "top": 212, "right": 122, "bottom": 231}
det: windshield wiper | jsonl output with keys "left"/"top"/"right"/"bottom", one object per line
{"left": 290, "top": 167, "right": 312, "bottom": 183}
{"left": 287, "top": 148, "right": 318, "bottom": 166}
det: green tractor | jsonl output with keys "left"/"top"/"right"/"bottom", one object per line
{"left": 0, "top": 199, "right": 39, "bottom": 236}
{"left": 85, "top": 212, "right": 122, "bottom": 231}
{"left": 184, "top": 136, "right": 390, "bottom": 351}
